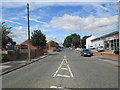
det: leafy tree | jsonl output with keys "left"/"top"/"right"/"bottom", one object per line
{"left": 81, "top": 35, "right": 92, "bottom": 48}
{"left": 71, "top": 34, "right": 81, "bottom": 48}
{"left": 0, "top": 22, "right": 16, "bottom": 48}
{"left": 50, "top": 41, "right": 56, "bottom": 47}
{"left": 63, "top": 33, "right": 81, "bottom": 48}
{"left": 50, "top": 41, "right": 59, "bottom": 48}
{"left": 31, "top": 30, "right": 47, "bottom": 48}
{"left": 63, "top": 36, "right": 72, "bottom": 47}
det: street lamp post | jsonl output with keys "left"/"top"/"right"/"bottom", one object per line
{"left": 27, "top": 3, "right": 31, "bottom": 61}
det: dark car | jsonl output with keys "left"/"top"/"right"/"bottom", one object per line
{"left": 56, "top": 49, "right": 62, "bottom": 52}
{"left": 81, "top": 49, "right": 93, "bottom": 56}
{"left": 114, "top": 49, "right": 119, "bottom": 55}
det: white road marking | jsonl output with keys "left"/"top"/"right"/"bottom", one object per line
{"left": 57, "top": 74, "right": 70, "bottom": 78}
{"left": 53, "top": 59, "right": 64, "bottom": 77}
{"left": 50, "top": 86, "right": 63, "bottom": 88}
{"left": 53, "top": 55, "right": 74, "bottom": 78}
{"left": 67, "top": 65, "right": 74, "bottom": 78}
{"left": 61, "top": 68, "right": 68, "bottom": 70}
{"left": 64, "top": 55, "right": 66, "bottom": 58}
{"left": 64, "top": 58, "right": 68, "bottom": 63}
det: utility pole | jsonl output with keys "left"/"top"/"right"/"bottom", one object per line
{"left": 118, "top": 1, "right": 120, "bottom": 56}
{"left": 27, "top": 3, "right": 31, "bottom": 61}
{"left": 80, "top": 24, "right": 82, "bottom": 49}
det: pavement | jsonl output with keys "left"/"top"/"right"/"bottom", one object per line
{"left": 2, "top": 48, "right": 119, "bottom": 88}
{"left": 0, "top": 54, "right": 48, "bottom": 75}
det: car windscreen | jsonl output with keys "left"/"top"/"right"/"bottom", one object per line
{"left": 83, "top": 49, "right": 90, "bottom": 51}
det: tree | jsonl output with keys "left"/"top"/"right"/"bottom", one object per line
{"left": 63, "top": 33, "right": 81, "bottom": 48}
{"left": 50, "top": 41, "right": 59, "bottom": 48}
{"left": 0, "top": 22, "right": 16, "bottom": 49}
{"left": 63, "top": 36, "right": 72, "bottom": 47}
{"left": 81, "top": 35, "right": 92, "bottom": 48}
{"left": 31, "top": 30, "right": 47, "bottom": 48}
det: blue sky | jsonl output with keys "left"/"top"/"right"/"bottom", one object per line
{"left": 1, "top": 2, "right": 118, "bottom": 45}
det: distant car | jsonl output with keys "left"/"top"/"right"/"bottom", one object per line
{"left": 81, "top": 49, "right": 93, "bottom": 56}
{"left": 56, "top": 49, "right": 61, "bottom": 52}
{"left": 97, "top": 46, "right": 104, "bottom": 52}
{"left": 89, "top": 46, "right": 95, "bottom": 49}
{"left": 114, "top": 49, "right": 119, "bottom": 55}
{"left": 75, "top": 48, "right": 82, "bottom": 51}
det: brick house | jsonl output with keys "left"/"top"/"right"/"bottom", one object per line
{"left": 16, "top": 40, "right": 38, "bottom": 50}
{"left": 46, "top": 41, "right": 58, "bottom": 50}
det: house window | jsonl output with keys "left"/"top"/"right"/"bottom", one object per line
{"left": 21, "top": 45, "right": 28, "bottom": 49}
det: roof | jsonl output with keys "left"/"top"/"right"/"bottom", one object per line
{"left": 91, "top": 31, "right": 119, "bottom": 41}
{"left": 20, "top": 40, "right": 28, "bottom": 45}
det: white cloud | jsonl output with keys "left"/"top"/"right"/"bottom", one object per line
{"left": 46, "top": 36, "right": 57, "bottom": 42}
{"left": 8, "top": 26, "right": 27, "bottom": 44}
{"left": 2, "top": 19, "right": 22, "bottom": 25}
{"left": 49, "top": 14, "right": 118, "bottom": 34}
{"left": 9, "top": 31, "right": 27, "bottom": 44}
{"left": 12, "top": 26, "right": 25, "bottom": 31}
{"left": 10, "top": 17, "right": 20, "bottom": 20}
{"left": 22, "top": 16, "right": 46, "bottom": 24}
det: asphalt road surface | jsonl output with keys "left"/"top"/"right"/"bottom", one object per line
{"left": 2, "top": 48, "right": 118, "bottom": 88}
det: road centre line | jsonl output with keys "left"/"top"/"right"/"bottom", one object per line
{"left": 64, "top": 55, "right": 66, "bottom": 58}
{"left": 64, "top": 58, "right": 68, "bottom": 63}
{"left": 53, "top": 59, "right": 64, "bottom": 77}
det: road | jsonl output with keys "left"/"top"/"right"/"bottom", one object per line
{"left": 2, "top": 48, "right": 118, "bottom": 88}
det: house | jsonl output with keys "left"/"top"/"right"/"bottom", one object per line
{"left": 46, "top": 40, "right": 59, "bottom": 51}
{"left": 16, "top": 40, "right": 38, "bottom": 50}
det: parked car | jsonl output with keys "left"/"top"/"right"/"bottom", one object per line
{"left": 75, "top": 48, "right": 82, "bottom": 51}
{"left": 114, "top": 49, "right": 119, "bottom": 55}
{"left": 89, "top": 46, "right": 95, "bottom": 49}
{"left": 56, "top": 49, "right": 62, "bottom": 52}
{"left": 81, "top": 49, "right": 93, "bottom": 56}
{"left": 97, "top": 46, "right": 104, "bottom": 52}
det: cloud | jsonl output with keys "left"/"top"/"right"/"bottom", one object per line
{"left": 22, "top": 16, "right": 46, "bottom": 24}
{"left": 12, "top": 26, "right": 25, "bottom": 31}
{"left": 8, "top": 26, "right": 27, "bottom": 44}
{"left": 2, "top": 19, "right": 22, "bottom": 25}
{"left": 49, "top": 14, "right": 118, "bottom": 34}
{"left": 46, "top": 36, "right": 57, "bottom": 42}
{"left": 9, "top": 31, "right": 27, "bottom": 44}
{"left": 10, "top": 17, "right": 20, "bottom": 20}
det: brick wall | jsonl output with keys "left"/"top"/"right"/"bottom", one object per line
{"left": 2, "top": 49, "right": 45, "bottom": 62}
{"left": 93, "top": 51, "right": 120, "bottom": 59}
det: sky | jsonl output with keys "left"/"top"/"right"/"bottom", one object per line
{"left": 1, "top": 1, "right": 119, "bottom": 45}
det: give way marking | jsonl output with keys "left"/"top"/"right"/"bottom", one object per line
{"left": 52, "top": 55, "right": 74, "bottom": 78}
